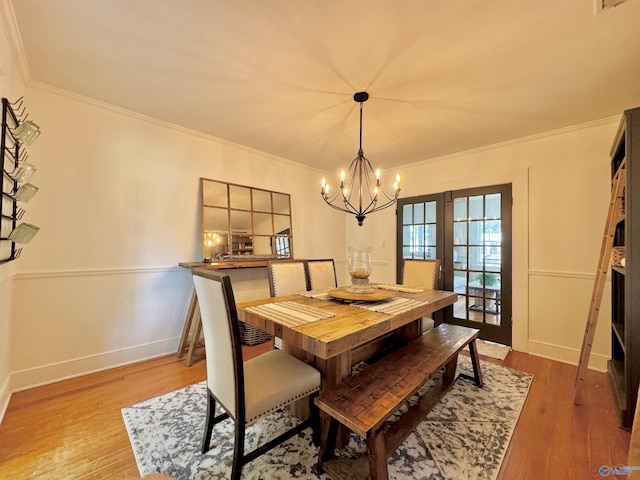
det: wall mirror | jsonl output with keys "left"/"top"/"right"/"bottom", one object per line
{"left": 201, "top": 177, "right": 293, "bottom": 261}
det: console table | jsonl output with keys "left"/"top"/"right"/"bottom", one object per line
{"left": 177, "top": 261, "right": 269, "bottom": 366}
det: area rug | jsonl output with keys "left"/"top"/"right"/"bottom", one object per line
{"left": 122, "top": 356, "right": 532, "bottom": 480}
{"left": 463, "top": 340, "right": 511, "bottom": 361}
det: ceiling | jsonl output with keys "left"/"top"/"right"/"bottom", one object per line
{"left": 7, "top": 0, "right": 640, "bottom": 174}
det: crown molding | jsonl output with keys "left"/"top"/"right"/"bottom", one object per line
{"left": 27, "top": 80, "right": 331, "bottom": 177}
{"left": 403, "top": 114, "right": 621, "bottom": 170}
{"left": 0, "top": 0, "right": 30, "bottom": 83}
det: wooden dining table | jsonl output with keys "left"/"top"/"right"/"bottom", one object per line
{"left": 236, "top": 286, "right": 458, "bottom": 391}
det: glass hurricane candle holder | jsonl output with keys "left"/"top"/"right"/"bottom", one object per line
{"left": 347, "top": 245, "right": 374, "bottom": 294}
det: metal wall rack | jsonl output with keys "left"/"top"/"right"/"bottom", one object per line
{"left": 1, "top": 97, "right": 40, "bottom": 263}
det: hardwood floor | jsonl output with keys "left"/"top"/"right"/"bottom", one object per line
{"left": 0, "top": 346, "right": 631, "bottom": 480}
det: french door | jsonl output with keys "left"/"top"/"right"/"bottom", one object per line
{"left": 396, "top": 184, "right": 512, "bottom": 345}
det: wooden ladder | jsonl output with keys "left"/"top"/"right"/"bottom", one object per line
{"left": 574, "top": 162, "right": 626, "bottom": 404}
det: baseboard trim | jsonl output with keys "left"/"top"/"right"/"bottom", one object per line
{"left": 0, "top": 374, "right": 11, "bottom": 427}
{"left": 528, "top": 339, "right": 609, "bottom": 372}
{"left": 7, "top": 337, "right": 181, "bottom": 395}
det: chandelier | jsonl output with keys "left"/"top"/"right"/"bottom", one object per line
{"left": 320, "top": 92, "right": 401, "bottom": 226}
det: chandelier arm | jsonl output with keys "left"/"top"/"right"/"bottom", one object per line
{"left": 340, "top": 192, "right": 362, "bottom": 216}
{"left": 376, "top": 185, "right": 401, "bottom": 202}
{"left": 322, "top": 192, "right": 357, "bottom": 214}
{"left": 360, "top": 198, "right": 379, "bottom": 217}
{"left": 323, "top": 190, "right": 353, "bottom": 212}
{"left": 365, "top": 198, "right": 398, "bottom": 215}
{"left": 325, "top": 201, "right": 356, "bottom": 214}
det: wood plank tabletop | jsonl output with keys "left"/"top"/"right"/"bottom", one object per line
{"left": 236, "top": 288, "right": 457, "bottom": 360}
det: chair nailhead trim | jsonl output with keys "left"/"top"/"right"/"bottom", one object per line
{"left": 246, "top": 386, "right": 320, "bottom": 425}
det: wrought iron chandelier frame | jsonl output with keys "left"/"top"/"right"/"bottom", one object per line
{"left": 320, "top": 92, "right": 401, "bottom": 226}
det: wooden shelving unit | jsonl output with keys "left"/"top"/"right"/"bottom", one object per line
{"left": 609, "top": 106, "right": 640, "bottom": 429}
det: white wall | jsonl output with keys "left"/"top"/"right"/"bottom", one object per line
{"left": 7, "top": 84, "right": 345, "bottom": 392}
{"left": 346, "top": 118, "right": 619, "bottom": 370}
{"left": 0, "top": 0, "right": 25, "bottom": 421}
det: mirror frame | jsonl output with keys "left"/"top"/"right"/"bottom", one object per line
{"left": 200, "top": 177, "right": 293, "bottom": 261}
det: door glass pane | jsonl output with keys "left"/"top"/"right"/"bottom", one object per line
{"left": 453, "top": 197, "right": 466, "bottom": 220}
{"left": 453, "top": 270, "right": 467, "bottom": 294}
{"left": 469, "top": 221, "right": 483, "bottom": 245}
{"left": 454, "top": 246, "right": 467, "bottom": 269}
{"left": 469, "top": 195, "right": 483, "bottom": 220}
{"left": 485, "top": 246, "right": 500, "bottom": 272}
{"left": 413, "top": 203, "right": 424, "bottom": 223}
{"left": 485, "top": 220, "right": 501, "bottom": 239}
{"left": 403, "top": 225, "right": 413, "bottom": 244}
{"left": 486, "top": 193, "right": 501, "bottom": 219}
{"left": 425, "top": 224, "right": 436, "bottom": 247}
{"left": 403, "top": 204, "right": 413, "bottom": 224}
{"left": 469, "top": 246, "right": 484, "bottom": 270}
{"left": 453, "top": 222, "right": 467, "bottom": 244}
{"left": 425, "top": 202, "right": 437, "bottom": 223}
{"left": 413, "top": 225, "right": 425, "bottom": 245}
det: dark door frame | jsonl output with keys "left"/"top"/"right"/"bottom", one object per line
{"left": 396, "top": 183, "right": 512, "bottom": 345}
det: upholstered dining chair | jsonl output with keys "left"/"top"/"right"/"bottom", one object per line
{"left": 267, "top": 260, "right": 310, "bottom": 349}
{"left": 192, "top": 268, "right": 321, "bottom": 480}
{"left": 305, "top": 259, "right": 338, "bottom": 290}
{"left": 401, "top": 258, "right": 442, "bottom": 332}
{"left": 266, "top": 260, "right": 309, "bottom": 297}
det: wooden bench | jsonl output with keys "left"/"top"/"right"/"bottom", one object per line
{"left": 314, "top": 323, "right": 483, "bottom": 480}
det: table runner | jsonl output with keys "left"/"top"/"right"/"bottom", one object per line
{"left": 245, "top": 301, "right": 335, "bottom": 327}
{"left": 352, "top": 296, "right": 428, "bottom": 315}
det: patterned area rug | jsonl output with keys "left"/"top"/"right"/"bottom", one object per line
{"left": 122, "top": 357, "right": 532, "bottom": 480}
{"left": 463, "top": 340, "right": 511, "bottom": 361}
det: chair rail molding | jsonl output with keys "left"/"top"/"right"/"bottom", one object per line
{"left": 13, "top": 265, "right": 184, "bottom": 280}
{"left": 528, "top": 269, "right": 599, "bottom": 281}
